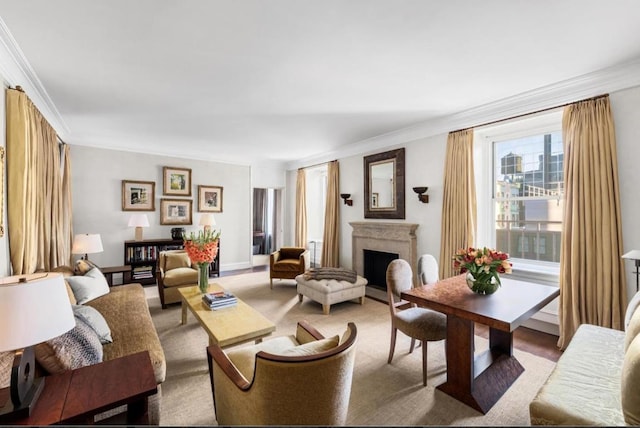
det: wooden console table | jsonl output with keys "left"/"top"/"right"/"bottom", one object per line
{"left": 0, "top": 351, "right": 157, "bottom": 425}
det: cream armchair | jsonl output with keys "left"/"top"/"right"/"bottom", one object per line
{"left": 156, "top": 250, "right": 198, "bottom": 309}
{"left": 207, "top": 321, "right": 357, "bottom": 425}
{"left": 269, "top": 247, "right": 310, "bottom": 288}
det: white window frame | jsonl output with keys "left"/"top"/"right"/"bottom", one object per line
{"left": 474, "top": 109, "right": 563, "bottom": 286}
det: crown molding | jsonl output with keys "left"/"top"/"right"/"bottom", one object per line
{"left": 287, "top": 58, "right": 640, "bottom": 171}
{"left": 0, "top": 17, "right": 69, "bottom": 135}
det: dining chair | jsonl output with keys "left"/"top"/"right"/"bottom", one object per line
{"left": 386, "top": 259, "right": 446, "bottom": 386}
{"left": 417, "top": 254, "right": 439, "bottom": 285}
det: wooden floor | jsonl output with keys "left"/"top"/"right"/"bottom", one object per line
{"left": 222, "top": 264, "right": 563, "bottom": 363}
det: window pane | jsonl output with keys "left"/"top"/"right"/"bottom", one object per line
{"left": 493, "top": 132, "right": 563, "bottom": 264}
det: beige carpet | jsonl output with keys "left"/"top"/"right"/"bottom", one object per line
{"left": 148, "top": 271, "right": 555, "bottom": 426}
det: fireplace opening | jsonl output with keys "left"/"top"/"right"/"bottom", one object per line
{"left": 363, "top": 249, "right": 399, "bottom": 291}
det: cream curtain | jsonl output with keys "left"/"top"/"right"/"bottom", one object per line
{"left": 6, "top": 88, "right": 73, "bottom": 274}
{"left": 439, "top": 129, "right": 477, "bottom": 279}
{"left": 321, "top": 161, "right": 340, "bottom": 267}
{"left": 295, "top": 168, "right": 307, "bottom": 248}
{"left": 557, "top": 95, "right": 627, "bottom": 349}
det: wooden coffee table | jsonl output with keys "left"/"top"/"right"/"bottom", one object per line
{"left": 401, "top": 274, "right": 559, "bottom": 414}
{"left": 178, "top": 284, "right": 276, "bottom": 348}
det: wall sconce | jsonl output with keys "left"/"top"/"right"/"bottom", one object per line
{"left": 412, "top": 187, "right": 429, "bottom": 203}
{"left": 340, "top": 193, "right": 353, "bottom": 206}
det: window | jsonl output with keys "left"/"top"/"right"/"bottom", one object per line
{"left": 493, "top": 131, "right": 563, "bottom": 263}
{"left": 475, "top": 110, "right": 563, "bottom": 282}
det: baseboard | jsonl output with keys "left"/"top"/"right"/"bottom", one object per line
{"left": 220, "top": 261, "right": 252, "bottom": 272}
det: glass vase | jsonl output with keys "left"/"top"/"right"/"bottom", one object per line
{"left": 465, "top": 272, "right": 500, "bottom": 295}
{"left": 197, "top": 262, "right": 210, "bottom": 294}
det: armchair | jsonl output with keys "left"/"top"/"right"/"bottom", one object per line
{"left": 269, "top": 247, "right": 310, "bottom": 289}
{"left": 156, "top": 250, "right": 198, "bottom": 309}
{"left": 207, "top": 320, "right": 357, "bottom": 425}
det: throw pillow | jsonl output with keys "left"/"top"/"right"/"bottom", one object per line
{"left": 75, "top": 258, "right": 99, "bottom": 275}
{"left": 278, "top": 335, "right": 340, "bottom": 357}
{"left": 626, "top": 305, "right": 640, "bottom": 352}
{"left": 72, "top": 304, "right": 113, "bottom": 344}
{"left": 66, "top": 267, "right": 110, "bottom": 304}
{"left": 622, "top": 333, "right": 640, "bottom": 425}
{"left": 165, "top": 252, "right": 191, "bottom": 271}
{"left": 35, "top": 316, "right": 103, "bottom": 374}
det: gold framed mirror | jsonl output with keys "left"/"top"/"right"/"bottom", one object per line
{"left": 364, "top": 148, "right": 405, "bottom": 219}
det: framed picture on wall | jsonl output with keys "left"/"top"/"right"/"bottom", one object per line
{"left": 198, "top": 185, "right": 223, "bottom": 212}
{"left": 122, "top": 180, "right": 155, "bottom": 211}
{"left": 160, "top": 198, "right": 192, "bottom": 225}
{"left": 163, "top": 166, "right": 192, "bottom": 196}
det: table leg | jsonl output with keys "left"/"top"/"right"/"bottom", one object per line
{"left": 181, "top": 299, "right": 187, "bottom": 325}
{"left": 437, "top": 315, "right": 524, "bottom": 414}
{"left": 126, "top": 398, "right": 149, "bottom": 424}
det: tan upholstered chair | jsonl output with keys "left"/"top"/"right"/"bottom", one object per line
{"left": 269, "top": 247, "right": 310, "bottom": 289}
{"left": 386, "top": 259, "right": 446, "bottom": 386}
{"left": 207, "top": 320, "right": 357, "bottom": 426}
{"left": 156, "top": 250, "right": 198, "bottom": 309}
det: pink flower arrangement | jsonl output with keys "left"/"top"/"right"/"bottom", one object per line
{"left": 453, "top": 247, "right": 512, "bottom": 286}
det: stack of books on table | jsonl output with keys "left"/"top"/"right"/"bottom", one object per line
{"left": 202, "top": 291, "right": 237, "bottom": 310}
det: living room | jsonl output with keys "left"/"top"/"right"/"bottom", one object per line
{"left": 1, "top": 1, "right": 640, "bottom": 426}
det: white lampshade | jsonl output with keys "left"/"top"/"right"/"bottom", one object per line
{"left": 71, "top": 233, "right": 104, "bottom": 256}
{"left": 199, "top": 214, "right": 217, "bottom": 227}
{"left": 0, "top": 273, "right": 75, "bottom": 352}
{"left": 128, "top": 214, "right": 150, "bottom": 228}
{"left": 623, "top": 250, "right": 640, "bottom": 260}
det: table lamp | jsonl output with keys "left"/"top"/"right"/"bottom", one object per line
{"left": 0, "top": 273, "right": 75, "bottom": 421}
{"left": 622, "top": 249, "right": 640, "bottom": 292}
{"left": 128, "top": 214, "right": 150, "bottom": 241}
{"left": 199, "top": 213, "right": 216, "bottom": 233}
{"left": 71, "top": 233, "right": 103, "bottom": 261}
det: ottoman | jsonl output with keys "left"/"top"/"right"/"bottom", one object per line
{"left": 295, "top": 274, "right": 368, "bottom": 314}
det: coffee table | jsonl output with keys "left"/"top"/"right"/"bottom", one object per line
{"left": 178, "top": 284, "right": 276, "bottom": 348}
{"left": 401, "top": 274, "right": 559, "bottom": 414}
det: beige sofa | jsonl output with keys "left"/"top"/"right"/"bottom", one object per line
{"left": 0, "top": 268, "right": 166, "bottom": 424}
{"left": 530, "top": 294, "right": 640, "bottom": 425}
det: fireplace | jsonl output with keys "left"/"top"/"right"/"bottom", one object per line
{"left": 363, "top": 249, "right": 399, "bottom": 290}
{"left": 350, "top": 221, "right": 419, "bottom": 298}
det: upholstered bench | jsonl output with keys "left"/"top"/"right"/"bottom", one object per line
{"left": 295, "top": 273, "right": 367, "bottom": 314}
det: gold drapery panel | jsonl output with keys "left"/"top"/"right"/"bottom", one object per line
{"left": 321, "top": 160, "right": 339, "bottom": 267}
{"left": 6, "top": 88, "right": 73, "bottom": 274}
{"left": 439, "top": 129, "right": 477, "bottom": 279}
{"left": 295, "top": 168, "right": 307, "bottom": 248}
{"left": 557, "top": 95, "right": 627, "bottom": 349}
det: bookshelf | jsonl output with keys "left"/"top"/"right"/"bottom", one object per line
{"left": 124, "top": 238, "right": 183, "bottom": 285}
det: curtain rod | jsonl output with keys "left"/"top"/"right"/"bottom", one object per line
{"left": 451, "top": 93, "right": 609, "bottom": 134}
{"left": 299, "top": 159, "right": 337, "bottom": 171}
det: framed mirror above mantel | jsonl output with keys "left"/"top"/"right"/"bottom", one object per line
{"left": 363, "top": 148, "right": 405, "bottom": 219}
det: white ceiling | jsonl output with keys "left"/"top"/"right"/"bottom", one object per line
{"left": 1, "top": 0, "right": 640, "bottom": 167}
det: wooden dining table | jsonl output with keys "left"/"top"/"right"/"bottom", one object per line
{"left": 401, "top": 274, "right": 559, "bottom": 414}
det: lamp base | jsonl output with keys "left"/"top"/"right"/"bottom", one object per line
{"left": 0, "top": 347, "right": 45, "bottom": 422}
{"left": 134, "top": 227, "right": 144, "bottom": 241}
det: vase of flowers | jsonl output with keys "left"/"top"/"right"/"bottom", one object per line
{"left": 453, "top": 247, "right": 512, "bottom": 295}
{"left": 183, "top": 229, "right": 220, "bottom": 294}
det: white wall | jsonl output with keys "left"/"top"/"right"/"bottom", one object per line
{"left": 0, "top": 75, "right": 8, "bottom": 276}
{"left": 612, "top": 85, "right": 640, "bottom": 298}
{"left": 71, "top": 145, "right": 252, "bottom": 271}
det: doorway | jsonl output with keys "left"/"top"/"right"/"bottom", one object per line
{"left": 252, "top": 188, "right": 282, "bottom": 266}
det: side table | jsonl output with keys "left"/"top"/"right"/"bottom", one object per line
{"left": 101, "top": 265, "right": 133, "bottom": 286}
{"left": 0, "top": 351, "right": 157, "bottom": 425}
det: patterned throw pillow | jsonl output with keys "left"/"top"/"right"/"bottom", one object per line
{"left": 35, "top": 316, "right": 103, "bottom": 374}
{"left": 75, "top": 258, "right": 99, "bottom": 275}
{"left": 72, "top": 305, "right": 113, "bottom": 344}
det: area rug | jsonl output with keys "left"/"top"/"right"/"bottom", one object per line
{"left": 148, "top": 271, "right": 555, "bottom": 426}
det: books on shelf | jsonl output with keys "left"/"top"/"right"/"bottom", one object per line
{"left": 202, "top": 291, "right": 237, "bottom": 310}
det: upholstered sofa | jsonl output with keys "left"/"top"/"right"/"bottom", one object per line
{"left": 0, "top": 266, "right": 166, "bottom": 424}
{"left": 530, "top": 293, "right": 640, "bottom": 425}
